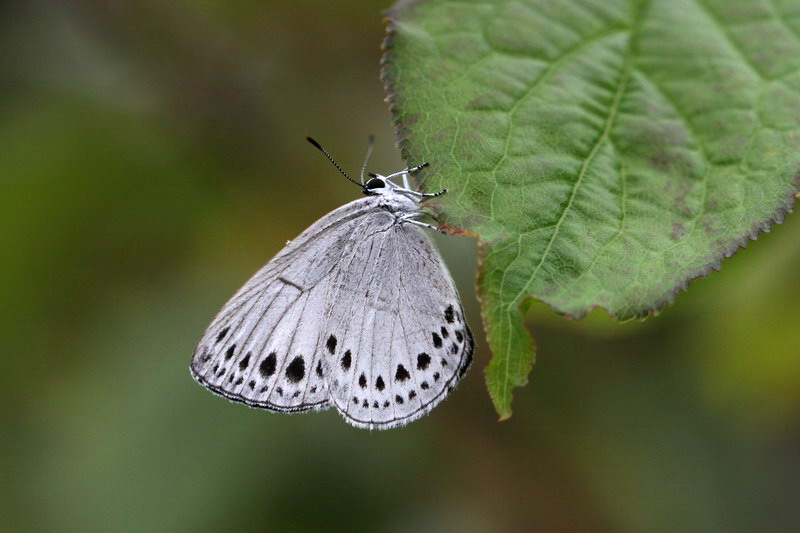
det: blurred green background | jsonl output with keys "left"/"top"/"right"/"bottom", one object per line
{"left": 2, "top": 1, "right": 799, "bottom": 532}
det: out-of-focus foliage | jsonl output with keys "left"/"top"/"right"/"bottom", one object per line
{"left": 1, "top": 2, "right": 799, "bottom": 532}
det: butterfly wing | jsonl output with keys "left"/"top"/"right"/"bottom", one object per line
{"left": 321, "top": 218, "right": 474, "bottom": 429}
{"left": 192, "top": 193, "right": 474, "bottom": 428}
{"left": 190, "top": 196, "right": 383, "bottom": 412}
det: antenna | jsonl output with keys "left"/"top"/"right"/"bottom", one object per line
{"left": 306, "top": 137, "right": 361, "bottom": 187}
{"left": 360, "top": 134, "right": 375, "bottom": 185}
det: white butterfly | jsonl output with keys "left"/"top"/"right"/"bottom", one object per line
{"left": 190, "top": 137, "right": 474, "bottom": 429}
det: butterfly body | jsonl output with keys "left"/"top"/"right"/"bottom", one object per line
{"left": 191, "top": 146, "right": 473, "bottom": 429}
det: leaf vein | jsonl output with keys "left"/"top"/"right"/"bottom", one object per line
{"left": 490, "top": 27, "right": 627, "bottom": 314}
{"left": 692, "top": 0, "right": 772, "bottom": 80}
{"left": 495, "top": 2, "right": 648, "bottom": 406}
{"left": 767, "top": 0, "right": 800, "bottom": 45}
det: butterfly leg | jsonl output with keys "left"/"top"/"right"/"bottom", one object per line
{"left": 385, "top": 163, "right": 430, "bottom": 189}
{"left": 399, "top": 214, "right": 446, "bottom": 234}
{"left": 393, "top": 187, "right": 448, "bottom": 198}
{"left": 384, "top": 171, "right": 411, "bottom": 189}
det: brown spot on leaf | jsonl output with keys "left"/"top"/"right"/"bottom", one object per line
{"left": 670, "top": 222, "right": 686, "bottom": 241}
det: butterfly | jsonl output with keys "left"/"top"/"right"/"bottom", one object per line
{"left": 190, "top": 137, "right": 474, "bottom": 429}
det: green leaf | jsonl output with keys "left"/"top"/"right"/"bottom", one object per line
{"left": 382, "top": 0, "right": 800, "bottom": 418}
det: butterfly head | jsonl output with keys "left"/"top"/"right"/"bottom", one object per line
{"left": 363, "top": 174, "right": 390, "bottom": 196}
{"left": 306, "top": 137, "right": 443, "bottom": 200}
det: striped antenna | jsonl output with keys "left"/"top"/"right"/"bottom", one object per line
{"left": 306, "top": 137, "right": 361, "bottom": 187}
{"left": 360, "top": 134, "right": 375, "bottom": 185}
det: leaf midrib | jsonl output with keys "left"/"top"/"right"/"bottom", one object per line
{"left": 495, "top": 0, "right": 650, "bottom": 408}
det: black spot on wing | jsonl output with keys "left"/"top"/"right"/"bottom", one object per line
{"left": 395, "top": 394, "right": 404, "bottom": 405}
{"left": 358, "top": 373, "right": 367, "bottom": 388}
{"left": 450, "top": 342, "right": 459, "bottom": 355}
{"left": 440, "top": 326, "right": 449, "bottom": 339}
{"left": 444, "top": 305, "right": 454, "bottom": 323}
{"left": 455, "top": 330, "right": 464, "bottom": 343}
{"left": 432, "top": 332, "right": 442, "bottom": 348}
{"left": 225, "top": 344, "right": 236, "bottom": 360}
{"left": 417, "top": 353, "right": 431, "bottom": 371}
{"left": 326, "top": 335, "right": 337, "bottom": 354}
{"left": 376, "top": 376, "right": 385, "bottom": 391}
{"left": 215, "top": 327, "right": 229, "bottom": 344}
{"left": 286, "top": 356, "right": 305, "bottom": 383}
{"left": 238, "top": 352, "right": 251, "bottom": 370}
{"left": 341, "top": 350, "right": 352, "bottom": 370}
{"left": 316, "top": 360, "right": 323, "bottom": 378}
{"left": 395, "top": 364, "right": 410, "bottom": 382}
{"left": 260, "top": 353, "right": 277, "bottom": 378}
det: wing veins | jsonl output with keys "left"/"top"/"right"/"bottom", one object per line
{"left": 301, "top": 216, "right": 374, "bottom": 405}
{"left": 210, "top": 210, "right": 373, "bottom": 326}
{"left": 342, "top": 230, "right": 391, "bottom": 418}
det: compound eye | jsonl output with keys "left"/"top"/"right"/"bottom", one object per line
{"left": 365, "top": 177, "right": 385, "bottom": 190}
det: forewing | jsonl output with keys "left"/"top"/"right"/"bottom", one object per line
{"left": 323, "top": 220, "right": 474, "bottom": 429}
{"left": 190, "top": 197, "right": 379, "bottom": 412}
